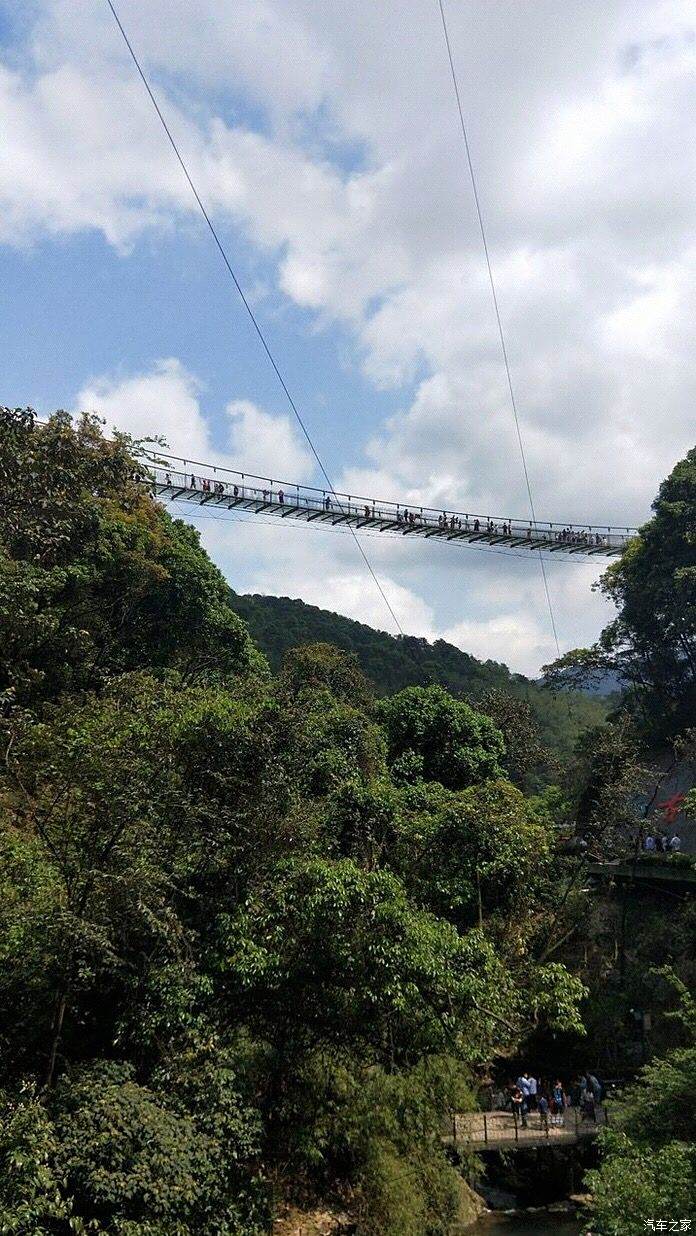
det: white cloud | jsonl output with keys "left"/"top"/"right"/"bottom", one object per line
{"left": 5, "top": 0, "right": 696, "bottom": 672}
{"left": 76, "top": 358, "right": 313, "bottom": 481}
{"left": 442, "top": 615, "right": 552, "bottom": 678}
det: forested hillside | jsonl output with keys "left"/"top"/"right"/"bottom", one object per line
{"left": 1, "top": 409, "right": 694, "bottom": 1236}
{"left": 230, "top": 591, "right": 607, "bottom": 771}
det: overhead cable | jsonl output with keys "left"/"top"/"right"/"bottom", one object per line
{"left": 436, "top": 0, "right": 561, "bottom": 657}
{"left": 104, "top": 0, "right": 404, "bottom": 635}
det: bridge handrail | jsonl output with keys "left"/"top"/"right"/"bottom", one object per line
{"left": 450, "top": 1103, "right": 610, "bottom": 1147}
{"left": 142, "top": 450, "right": 638, "bottom": 547}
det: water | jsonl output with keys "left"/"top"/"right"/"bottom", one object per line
{"left": 470, "top": 1214, "right": 584, "bottom": 1235}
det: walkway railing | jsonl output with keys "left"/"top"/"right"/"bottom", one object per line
{"left": 140, "top": 450, "right": 638, "bottom": 558}
{"left": 449, "top": 1106, "right": 609, "bottom": 1149}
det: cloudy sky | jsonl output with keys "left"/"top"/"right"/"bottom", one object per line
{"left": 2, "top": 0, "right": 695, "bottom": 674}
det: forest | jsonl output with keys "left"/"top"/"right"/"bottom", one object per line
{"left": 228, "top": 593, "right": 609, "bottom": 788}
{"left": 0, "top": 407, "right": 694, "bottom": 1235}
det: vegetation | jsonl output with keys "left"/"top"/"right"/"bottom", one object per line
{"left": 586, "top": 974, "right": 696, "bottom": 1233}
{"left": 229, "top": 592, "right": 608, "bottom": 786}
{"left": 1, "top": 409, "right": 693, "bottom": 1234}
{"left": 545, "top": 446, "right": 696, "bottom": 744}
{"left": 0, "top": 409, "right": 587, "bottom": 1235}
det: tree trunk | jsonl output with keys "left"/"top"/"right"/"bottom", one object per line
{"left": 44, "top": 985, "right": 68, "bottom": 1088}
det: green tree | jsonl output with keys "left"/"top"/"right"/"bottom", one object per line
{"left": 0, "top": 408, "right": 263, "bottom": 707}
{"left": 479, "top": 687, "right": 553, "bottom": 790}
{"left": 586, "top": 977, "right": 696, "bottom": 1233}
{"left": 545, "top": 446, "right": 696, "bottom": 743}
{"left": 219, "top": 858, "right": 502, "bottom": 1065}
{"left": 401, "top": 779, "right": 551, "bottom": 930}
{"left": 0, "top": 1060, "right": 266, "bottom": 1235}
{"left": 377, "top": 684, "right": 504, "bottom": 790}
{"left": 278, "top": 642, "right": 374, "bottom": 710}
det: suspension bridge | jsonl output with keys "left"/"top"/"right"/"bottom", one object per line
{"left": 143, "top": 451, "right": 638, "bottom": 559}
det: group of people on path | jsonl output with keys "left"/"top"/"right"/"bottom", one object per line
{"left": 490, "top": 1070, "right": 604, "bottom": 1131}
{"left": 644, "top": 831, "right": 681, "bottom": 853}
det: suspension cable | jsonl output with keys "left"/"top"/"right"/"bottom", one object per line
{"left": 436, "top": 0, "right": 561, "bottom": 657}
{"left": 104, "top": 0, "right": 404, "bottom": 635}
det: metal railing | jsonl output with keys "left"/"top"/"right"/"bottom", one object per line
{"left": 140, "top": 449, "right": 637, "bottom": 557}
{"left": 450, "top": 1104, "right": 609, "bottom": 1148}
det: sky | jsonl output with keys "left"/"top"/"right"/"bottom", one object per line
{"left": 2, "top": 0, "right": 695, "bottom": 675}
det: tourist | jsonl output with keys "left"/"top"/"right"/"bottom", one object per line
{"left": 579, "top": 1076, "right": 596, "bottom": 1122}
{"left": 490, "top": 1086, "right": 507, "bottom": 1112}
{"left": 190, "top": 473, "right": 196, "bottom": 488}
{"left": 516, "top": 1071, "right": 532, "bottom": 1121}
{"left": 552, "top": 1080, "right": 566, "bottom": 1127}
{"left": 511, "top": 1086, "right": 527, "bottom": 1128}
{"left": 278, "top": 489, "right": 284, "bottom": 504}
{"left": 527, "top": 1073, "right": 538, "bottom": 1111}
{"left": 669, "top": 833, "right": 681, "bottom": 852}
{"left": 538, "top": 1092, "right": 550, "bottom": 1133}
{"left": 164, "top": 472, "right": 171, "bottom": 486}
{"left": 643, "top": 833, "right": 656, "bottom": 852}
{"left": 473, "top": 518, "right": 480, "bottom": 532}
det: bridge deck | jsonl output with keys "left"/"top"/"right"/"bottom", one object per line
{"left": 448, "top": 1106, "right": 609, "bottom": 1150}
{"left": 143, "top": 457, "right": 635, "bottom": 557}
{"left": 588, "top": 862, "right": 696, "bottom": 890}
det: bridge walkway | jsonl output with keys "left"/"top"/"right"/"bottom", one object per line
{"left": 587, "top": 862, "right": 696, "bottom": 892}
{"left": 143, "top": 455, "right": 636, "bottom": 558}
{"left": 447, "top": 1105, "right": 610, "bottom": 1150}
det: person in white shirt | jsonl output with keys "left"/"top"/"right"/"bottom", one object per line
{"left": 643, "top": 834, "right": 656, "bottom": 852}
{"left": 527, "top": 1074, "right": 538, "bottom": 1111}
{"left": 516, "top": 1072, "right": 532, "bottom": 1119}
{"left": 669, "top": 834, "right": 681, "bottom": 852}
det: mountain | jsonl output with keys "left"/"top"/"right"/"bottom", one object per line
{"left": 228, "top": 591, "right": 608, "bottom": 764}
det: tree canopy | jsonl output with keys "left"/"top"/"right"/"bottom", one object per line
{"left": 545, "top": 446, "right": 696, "bottom": 745}
{"left": 0, "top": 407, "right": 652, "bottom": 1234}
{"left": 377, "top": 684, "right": 505, "bottom": 790}
{"left": 2, "top": 410, "right": 687, "bottom": 1231}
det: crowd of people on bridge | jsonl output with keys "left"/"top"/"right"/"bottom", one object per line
{"left": 151, "top": 469, "right": 614, "bottom": 549}
{"left": 644, "top": 831, "right": 681, "bottom": 853}
{"left": 488, "top": 1070, "right": 605, "bottom": 1130}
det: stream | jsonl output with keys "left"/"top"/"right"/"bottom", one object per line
{"left": 470, "top": 1213, "right": 584, "bottom": 1235}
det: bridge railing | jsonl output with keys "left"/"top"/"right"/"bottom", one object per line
{"left": 449, "top": 1105, "right": 609, "bottom": 1148}
{"left": 141, "top": 452, "right": 637, "bottom": 554}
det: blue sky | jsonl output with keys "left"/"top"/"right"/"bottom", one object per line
{"left": 2, "top": 0, "right": 695, "bottom": 672}
{"left": 2, "top": 227, "right": 405, "bottom": 474}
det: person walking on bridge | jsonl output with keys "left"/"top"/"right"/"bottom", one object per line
{"left": 516, "top": 1072, "right": 533, "bottom": 1123}
{"left": 551, "top": 1080, "right": 566, "bottom": 1127}
{"left": 511, "top": 1086, "right": 527, "bottom": 1129}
